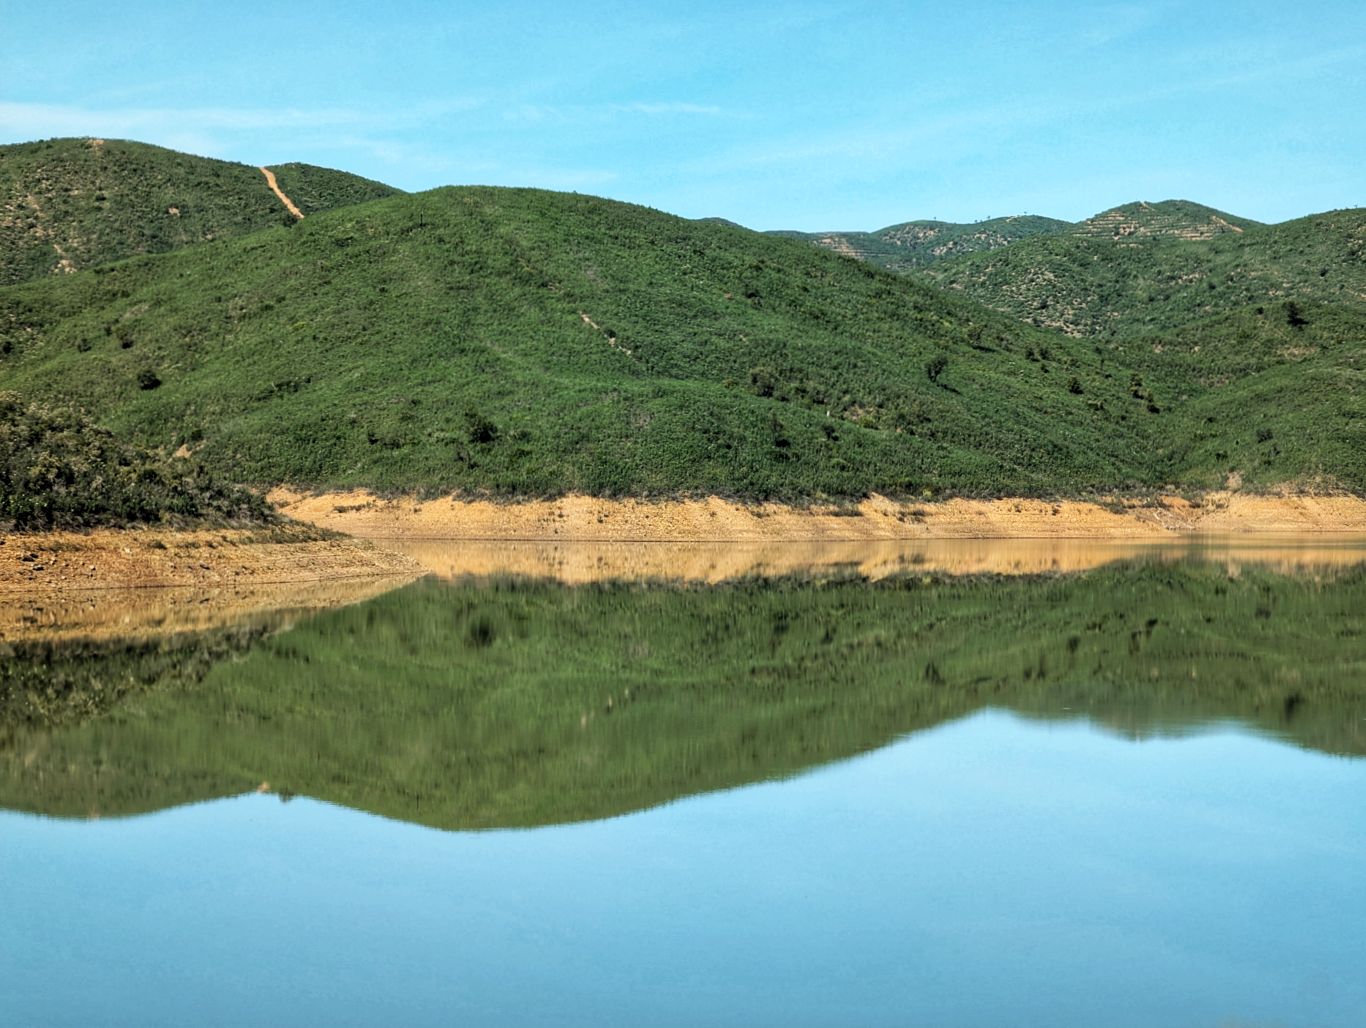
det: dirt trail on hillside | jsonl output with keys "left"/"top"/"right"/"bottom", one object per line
{"left": 270, "top": 490, "right": 1366, "bottom": 542}
{"left": 259, "top": 167, "right": 304, "bottom": 219}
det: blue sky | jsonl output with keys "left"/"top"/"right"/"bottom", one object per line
{"left": 3, "top": 1, "right": 1363, "bottom": 229}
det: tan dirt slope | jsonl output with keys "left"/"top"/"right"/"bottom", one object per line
{"left": 271, "top": 490, "right": 1366, "bottom": 542}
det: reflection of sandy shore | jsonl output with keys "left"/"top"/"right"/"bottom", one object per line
{"left": 273, "top": 489, "right": 1366, "bottom": 541}
{"left": 377, "top": 536, "right": 1366, "bottom": 584}
{"left": 0, "top": 574, "right": 414, "bottom": 644}
{"left": 0, "top": 528, "right": 422, "bottom": 643}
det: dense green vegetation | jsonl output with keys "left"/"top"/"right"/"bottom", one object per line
{"left": 921, "top": 207, "right": 1364, "bottom": 337}
{"left": 777, "top": 201, "right": 1261, "bottom": 277}
{"left": 0, "top": 392, "right": 272, "bottom": 528}
{"left": 0, "top": 141, "right": 1360, "bottom": 499}
{"left": 3, "top": 561, "right": 1363, "bottom": 828}
{"left": 772, "top": 214, "right": 1073, "bottom": 273}
{"left": 782, "top": 198, "right": 1359, "bottom": 339}
{"left": 3, "top": 183, "right": 1360, "bottom": 496}
{"left": 0, "top": 138, "right": 399, "bottom": 284}
{"left": 0, "top": 622, "right": 272, "bottom": 740}
{"left": 0, "top": 185, "right": 1173, "bottom": 498}
{"left": 1123, "top": 304, "right": 1366, "bottom": 490}
{"left": 771, "top": 199, "right": 1365, "bottom": 492}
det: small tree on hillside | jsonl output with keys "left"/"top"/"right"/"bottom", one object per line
{"left": 925, "top": 355, "right": 948, "bottom": 385}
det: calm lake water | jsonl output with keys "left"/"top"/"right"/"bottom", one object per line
{"left": 3, "top": 542, "right": 1365, "bottom": 1026}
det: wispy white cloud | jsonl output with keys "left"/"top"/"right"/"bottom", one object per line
{"left": 0, "top": 101, "right": 365, "bottom": 139}
{"left": 682, "top": 38, "right": 1366, "bottom": 181}
{"left": 505, "top": 100, "right": 733, "bottom": 124}
{"left": 1075, "top": 3, "right": 1168, "bottom": 49}
{"left": 0, "top": 97, "right": 485, "bottom": 144}
{"left": 613, "top": 101, "right": 727, "bottom": 116}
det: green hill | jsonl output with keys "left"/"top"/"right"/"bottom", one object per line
{"left": 4, "top": 563, "right": 1364, "bottom": 829}
{"left": 0, "top": 137, "right": 400, "bottom": 284}
{"left": 1123, "top": 303, "right": 1366, "bottom": 490}
{"left": 775, "top": 200, "right": 1259, "bottom": 276}
{"left": 0, "top": 185, "right": 1177, "bottom": 499}
{"left": 1, "top": 172, "right": 1361, "bottom": 497}
{"left": 921, "top": 207, "right": 1365, "bottom": 336}
{"left": 773, "top": 214, "right": 1073, "bottom": 272}
{"left": 778, "top": 199, "right": 1363, "bottom": 341}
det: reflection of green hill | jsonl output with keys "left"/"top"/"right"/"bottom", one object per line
{"left": 3, "top": 562, "right": 1363, "bottom": 829}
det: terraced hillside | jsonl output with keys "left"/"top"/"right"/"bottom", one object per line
{"left": 922, "top": 207, "right": 1366, "bottom": 336}
{"left": 774, "top": 214, "right": 1072, "bottom": 272}
{"left": 1072, "top": 200, "right": 1260, "bottom": 242}
{"left": 0, "top": 137, "right": 400, "bottom": 284}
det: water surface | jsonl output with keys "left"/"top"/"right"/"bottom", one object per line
{"left": 3, "top": 543, "right": 1364, "bottom": 1025}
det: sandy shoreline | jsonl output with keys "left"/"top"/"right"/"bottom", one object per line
{"left": 270, "top": 489, "right": 1366, "bottom": 541}
{"left": 4, "top": 491, "right": 1363, "bottom": 641}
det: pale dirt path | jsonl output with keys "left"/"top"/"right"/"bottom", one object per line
{"left": 259, "top": 166, "right": 304, "bottom": 219}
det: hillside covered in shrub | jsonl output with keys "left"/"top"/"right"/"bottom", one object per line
{"left": 0, "top": 392, "right": 271, "bottom": 529}
{"left": 921, "top": 206, "right": 1364, "bottom": 337}
{"left": 0, "top": 146, "right": 1361, "bottom": 500}
{"left": 0, "top": 184, "right": 1247, "bottom": 498}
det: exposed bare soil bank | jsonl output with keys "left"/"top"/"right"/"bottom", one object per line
{"left": 271, "top": 489, "right": 1366, "bottom": 542}
{"left": 0, "top": 528, "right": 422, "bottom": 642}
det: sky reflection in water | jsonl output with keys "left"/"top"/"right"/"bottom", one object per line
{"left": 4, "top": 711, "right": 1365, "bottom": 1028}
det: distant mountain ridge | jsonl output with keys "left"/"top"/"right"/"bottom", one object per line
{"left": 777, "top": 198, "right": 1362, "bottom": 336}
{"left": 0, "top": 137, "right": 401, "bottom": 285}
{"left": 771, "top": 214, "right": 1074, "bottom": 272}
{"left": 776, "top": 200, "right": 1267, "bottom": 273}
{"left": 922, "top": 207, "right": 1365, "bottom": 336}
{"left": 1073, "top": 200, "right": 1260, "bottom": 242}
